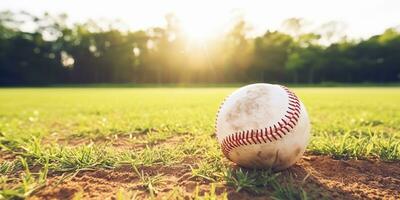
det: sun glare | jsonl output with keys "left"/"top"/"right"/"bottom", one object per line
{"left": 174, "top": 7, "right": 229, "bottom": 41}
{"left": 180, "top": 16, "right": 219, "bottom": 41}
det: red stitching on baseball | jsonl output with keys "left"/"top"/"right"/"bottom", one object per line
{"left": 250, "top": 130, "right": 255, "bottom": 143}
{"left": 229, "top": 135, "right": 235, "bottom": 148}
{"left": 255, "top": 130, "right": 262, "bottom": 143}
{"left": 260, "top": 133, "right": 267, "bottom": 143}
{"left": 264, "top": 128, "right": 271, "bottom": 142}
{"left": 235, "top": 134, "right": 241, "bottom": 146}
{"left": 216, "top": 85, "right": 302, "bottom": 158}
{"left": 244, "top": 131, "right": 249, "bottom": 145}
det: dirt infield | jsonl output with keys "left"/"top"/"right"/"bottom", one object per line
{"left": 29, "top": 155, "right": 400, "bottom": 200}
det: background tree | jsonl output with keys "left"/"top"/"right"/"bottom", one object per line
{"left": 0, "top": 10, "right": 399, "bottom": 85}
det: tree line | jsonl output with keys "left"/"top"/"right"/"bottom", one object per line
{"left": 0, "top": 11, "right": 399, "bottom": 85}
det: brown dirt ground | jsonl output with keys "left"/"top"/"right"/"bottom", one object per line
{"left": 0, "top": 150, "right": 16, "bottom": 163}
{"left": 5, "top": 134, "right": 399, "bottom": 199}
{"left": 27, "top": 154, "right": 400, "bottom": 200}
{"left": 46, "top": 129, "right": 184, "bottom": 150}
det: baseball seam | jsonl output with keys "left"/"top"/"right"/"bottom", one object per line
{"left": 215, "top": 85, "right": 301, "bottom": 158}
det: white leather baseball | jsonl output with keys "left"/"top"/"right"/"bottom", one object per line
{"left": 215, "top": 83, "right": 310, "bottom": 170}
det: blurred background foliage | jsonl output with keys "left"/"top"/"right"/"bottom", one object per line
{"left": 0, "top": 11, "right": 399, "bottom": 85}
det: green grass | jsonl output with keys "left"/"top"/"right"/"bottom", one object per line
{"left": 0, "top": 87, "right": 399, "bottom": 199}
{"left": 132, "top": 165, "right": 165, "bottom": 197}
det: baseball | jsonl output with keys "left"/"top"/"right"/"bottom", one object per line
{"left": 215, "top": 83, "right": 311, "bottom": 170}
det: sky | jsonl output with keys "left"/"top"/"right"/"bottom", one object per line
{"left": 1, "top": 0, "right": 399, "bottom": 39}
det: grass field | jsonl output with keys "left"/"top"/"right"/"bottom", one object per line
{"left": 0, "top": 87, "right": 400, "bottom": 199}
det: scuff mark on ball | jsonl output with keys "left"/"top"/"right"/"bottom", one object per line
{"left": 225, "top": 85, "right": 271, "bottom": 131}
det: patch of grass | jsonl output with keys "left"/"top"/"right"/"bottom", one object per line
{"left": 52, "top": 146, "right": 116, "bottom": 171}
{"left": 121, "top": 145, "right": 187, "bottom": 166}
{"left": 190, "top": 159, "right": 226, "bottom": 182}
{"left": 224, "top": 168, "right": 308, "bottom": 199}
{"left": 271, "top": 176, "right": 308, "bottom": 200}
{"left": 309, "top": 130, "right": 400, "bottom": 160}
{"left": 0, "top": 157, "right": 48, "bottom": 199}
{"left": 132, "top": 165, "right": 165, "bottom": 197}
{"left": 224, "top": 168, "right": 280, "bottom": 193}
{"left": 0, "top": 160, "right": 17, "bottom": 174}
